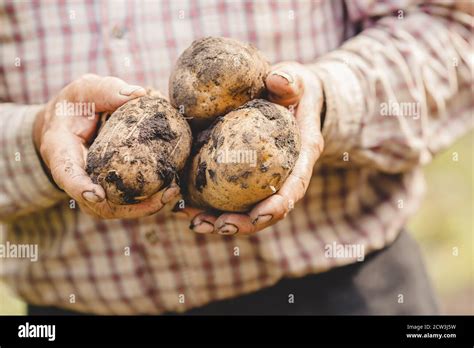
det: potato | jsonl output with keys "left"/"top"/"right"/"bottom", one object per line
{"left": 169, "top": 37, "right": 269, "bottom": 123}
{"left": 86, "top": 92, "right": 192, "bottom": 205}
{"left": 186, "top": 99, "right": 301, "bottom": 212}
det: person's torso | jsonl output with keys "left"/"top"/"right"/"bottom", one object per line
{"left": 0, "top": 0, "right": 423, "bottom": 314}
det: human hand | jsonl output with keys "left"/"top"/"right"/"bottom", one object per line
{"left": 34, "top": 74, "right": 180, "bottom": 219}
{"left": 179, "top": 62, "right": 324, "bottom": 234}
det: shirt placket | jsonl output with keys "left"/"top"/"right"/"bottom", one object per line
{"left": 100, "top": 0, "right": 134, "bottom": 81}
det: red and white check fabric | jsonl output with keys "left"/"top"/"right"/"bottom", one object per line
{"left": 0, "top": 0, "right": 472, "bottom": 314}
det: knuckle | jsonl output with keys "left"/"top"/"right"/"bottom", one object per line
{"left": 305, "top": 142, "right": 319, "bottom": 157}
{"left": 292, "top": 173, "right": 308, "bottom": 192}
{"left": 100, "top": 76, "right": 122, "bottom": 89}
{"left": 273, "top": 212, "right": 285, "bottom": 221}
{"left": 68, "top": 74, "right": 99, "bottom": 95}
{"left": 79, "top": 73, "right": 99, "bottom": 83}
{"left": 102, "top": 98, "right": 116, "bottom": 111}
{"left": 272, "top": 206, "right": 288, "bottom": 221}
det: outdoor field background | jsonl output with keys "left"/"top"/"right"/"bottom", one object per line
{"left": 1, "top": 131, "right": 472, "bottom": 315}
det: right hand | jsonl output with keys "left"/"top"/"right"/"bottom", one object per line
{"left": 34, "top": 74, "right": 180, "bottom": 219}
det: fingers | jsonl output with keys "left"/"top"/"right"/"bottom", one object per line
{"left": 176, "top": 206, "right": 204, "bottom": 220}
{"left": 101, "top": 190, "right": 166, "bottom": 219}
{"left": 64, "top": 74, "right": 147, "bottom": 113}
{"left": 44, "top": 125, "right": 179, "bottom": 219}
{"left": 209, "top": 71, "right": 324, "bottom": 234}
{"left": 42, "top": 129, "right": 106, "bottom": 203}
{"left": 249, "top": 91, "right": 324, "bottom": 225}
{"left": 41, "top": 74, "right": 169, "bottom": 220}
{"left": 190, "top": 212, "right": 218, "bottom": 234}
{"left": 244, "top": 173, "right": 310, "bottom": 233}
{"left": 214, "top": 213, "right": 254, "bottom": 235}
{"left": 175, "top": 205, "right": 217, "bottom": 234}
{"left": 265, "top": 63, "right": 304, "bottom": 107}
{"left": 183, "top": 169, "right": 312, "bottom": 235}
{"left": 293, "top": 83, "right": 325, "bottom": 160}
{"left": 182, "top": 64, "right": 325, "bottom": 235}
{"left": 81, "top": 188, "right": 171, "bottom": 219}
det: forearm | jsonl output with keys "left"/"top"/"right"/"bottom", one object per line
{"left": 0, "top": 103, "right": 66, "bottom": 222}
{"left": 308, "top": 3, "right": 473, "bottom": 172}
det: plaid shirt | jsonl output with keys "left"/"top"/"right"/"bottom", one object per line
{"left": 0, "top": 0, "right": 472, "bottom": 314}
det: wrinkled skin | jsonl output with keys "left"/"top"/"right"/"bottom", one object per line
{"left": 86, "top": 94, "right": 192, "bottom": 205}
{"left": 177, "top": 62, "right": 325, "bottom": 235}
{"left": 187, "top": 99, "right": 301, "bottom": 212}
{"left": 34, "top": 74, "right": 181, "bottom": 219}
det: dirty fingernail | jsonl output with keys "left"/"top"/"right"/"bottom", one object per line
{"left": 253, "top": 214, "right": 273, "bottom": 226}
{"left": 271, "top": 71, "right": 294, "bottom": 84}
{"left": 120, "top": 85, "right": 145, "bottom": 96}
{"left": 191, "top": 221, "right": 214, "bottom": 234}
{"left": 82, "top": 191, "right": 103, "bottom": 203}
{"left": 161, "top": 186, "right": 180, "bottom": 204}
{"left": 217, "top": 223, "right": 238, "bottom": 235}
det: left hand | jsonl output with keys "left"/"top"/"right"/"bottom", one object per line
{"left": 177, "top": 62, "right": 325, "bottom": 235}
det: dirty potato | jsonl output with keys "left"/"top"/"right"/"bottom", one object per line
{"left": 169, "top": 37, "right": 269, "bottom": 123}
{"left": 86, "top": 92, "right": 192, "bottom": 205}
{"left": 186, "top": 99, "right": 301, "bottom": 212}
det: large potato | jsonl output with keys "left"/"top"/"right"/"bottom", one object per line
{"left": 86, "top": 92, "right": 192, "bottom": 205}
{"left": 169, "top": 37, "right": 269, "bottom": 123}
{"left": 186, "top": 99, "right": 301, "bottom": 212}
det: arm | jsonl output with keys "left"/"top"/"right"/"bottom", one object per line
{"left": 1, "top": 75, "right": 180, "bottom": 222}
{"left": 0, "top": 103, "right": 66, "bottom": 221}
{"left": 183, "top": 0, "right": 473, "bottom": 235}
{"left": 312, "top": 0, "right": 473, "bottom": 172}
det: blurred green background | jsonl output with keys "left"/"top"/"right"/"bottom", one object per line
{"left": 1, "top": 132, "right": 472, "bottom": 315}
{"left": 409, "top": 132, "right": 473, "bottom": 314}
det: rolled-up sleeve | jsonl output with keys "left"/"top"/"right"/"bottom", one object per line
{"left": 0, "top": 103, "right": 66, "bottom": 221}
{"left": 310, "top": 1, "right": 473, "bottom": 173}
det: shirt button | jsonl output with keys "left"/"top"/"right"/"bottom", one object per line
{"left": 111, "top": 25, "right": 127, "bottom": 39}
{"left": 145, "top": 230, "right": 159, "bottom": 245}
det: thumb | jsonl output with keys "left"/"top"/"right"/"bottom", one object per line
{"left": 66, "top": 74, "right": 147, "bottom": 113}
{"left": 265, "top": 66, "right": 304, "bottom": 107}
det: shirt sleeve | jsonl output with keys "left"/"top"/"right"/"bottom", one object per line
{"left": 309, "top": 1, "right": 473, "bottom": 173}
{"left": 0, "top": 103, "right": 66, "bottom": 222}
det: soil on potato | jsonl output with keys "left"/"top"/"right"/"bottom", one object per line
{"left": 179, "top": 37, "right": 254, "bottom": 87}
{"left": 225, "top": 99, "right": 299, "bottom": 179}
{"left": 170, "top": 37, "right": 268, "bottom": 121}
{"left": 195, "top": 160, "right": 207, "bottom": 192}
{"left": 86, "top": 95, "right": 191, "bottom": 204}
{"left": 137, "top": 112, "right": 176, "bottom": 143}
{"left": 185, "top": 99, "right": 300, "bottom": 212}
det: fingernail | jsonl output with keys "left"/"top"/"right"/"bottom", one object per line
{"left": 271, "top": 71, "right": 294, "bottom": 84}
{"left": 252, "top": 214, "right": 273, "bottom": 226}
{"left": 82, "top": 191, "right": 103, "bottom": 203}
{"left": 217, "top": 223, "right": 238, "bottom": 235}
{"left": 191, "top": 215, "right": 211, "bottom": 226}
{"left": 191, "top": 221, "right": 214, "bottom": 234}
{"left": 120, "top": 85, "right": 145, "bottom": 96}
{"left": 161, "top": 185, "right": 180, "bottom": 204}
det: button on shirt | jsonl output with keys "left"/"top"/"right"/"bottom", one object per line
{"left": 111, "top": 25, "right": 127, "bottom": 39}
{"left": 0, "top": 0, "right": 472, "bottom": 314}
